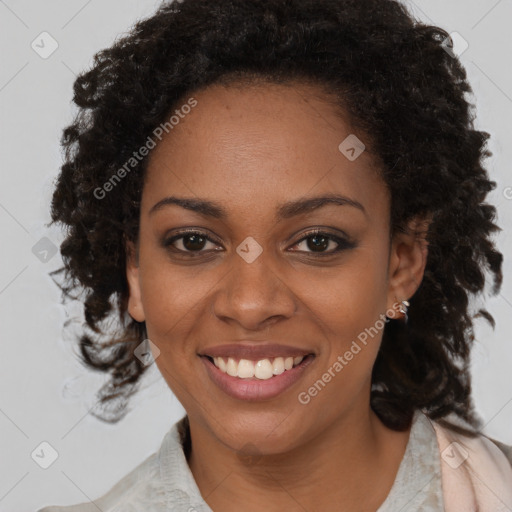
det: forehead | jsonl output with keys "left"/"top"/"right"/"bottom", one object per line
{"left": 142, "top": 81, "right": 387, "bottom": 221}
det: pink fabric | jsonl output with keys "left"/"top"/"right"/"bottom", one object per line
{"left": 430, "top": 419, "right": 512, "bottom": 511}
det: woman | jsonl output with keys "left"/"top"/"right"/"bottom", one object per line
{"left": 38, "top": 0, "right": 512, "bottom": 510}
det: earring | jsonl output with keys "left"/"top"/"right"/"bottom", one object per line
{"left": 399, "top": 299, "right": 410, "bottom": 323}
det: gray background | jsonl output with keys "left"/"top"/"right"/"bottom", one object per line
{"left": 0, "top": 0, "right": 511, "bottom": 509}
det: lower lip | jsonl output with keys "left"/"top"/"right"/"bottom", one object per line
{"left": 201, "top": 355, "right": 315, "bottom": 401}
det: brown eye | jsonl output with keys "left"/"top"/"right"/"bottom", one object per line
{"left": 163, "top": 231, "right": 220, "bottom": 253}
{"left": 181, "top": 233, "right": 207, "bottom": 251}
{"left": 304, "top": 233, "right": 330, "bottom": 252}
{"left": 290, "top": 230, "right": 355, "bottom": 255}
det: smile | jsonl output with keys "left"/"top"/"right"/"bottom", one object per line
{"left": 200, "top": 353, "right": 315, "bottom": 401}
{"left": 209, "top": 355, "right": 306, "bottom": 380}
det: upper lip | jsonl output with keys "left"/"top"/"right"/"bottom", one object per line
{"left": 198, "top": 343, "right": 313, "bottom": 360}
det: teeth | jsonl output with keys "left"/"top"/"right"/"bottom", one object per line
{"left": 237, "top": 359, "right": 255, "bottom": 379}
{"left": 226, "top": 357, "right": 238, "bottom": 377}
{"left": 217, "top": 357, "right": 227, "bottom": 373}
{"left": 255, "top": 359, "right": 274, "bottom": 379}
{"left": 273, "top": 357, "right": 285, "bottom": 375}
{"left": 211, "top": 355, "right": 306, "bottom": 380}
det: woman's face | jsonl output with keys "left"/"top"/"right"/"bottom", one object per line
{"left": 126, "top": 81, "right": 425, "bottom": 454}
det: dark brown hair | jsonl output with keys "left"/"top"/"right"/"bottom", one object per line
{"left": 50, "top": 0, "right": 503, "bottom": 433}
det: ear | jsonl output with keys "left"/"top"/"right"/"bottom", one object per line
{"left": 386, "top": 216, "right": 430, "bottom": 313}
{"left": 125, "top": 239, "right": 145, "bottom": 322}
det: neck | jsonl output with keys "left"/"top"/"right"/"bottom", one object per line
{"left": 187, "top": 402, "right": 412, "bottom": 512}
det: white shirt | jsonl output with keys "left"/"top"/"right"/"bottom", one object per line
{"left": 37, "top": 409, "right": 449, "bottom": 511}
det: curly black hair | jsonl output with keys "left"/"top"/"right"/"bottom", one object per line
{"left": 50, "top": 0, "right": 503, "bottom": 432}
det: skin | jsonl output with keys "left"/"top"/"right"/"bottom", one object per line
{"left": 125, "top": 81, "right": 428, "bottom": 511}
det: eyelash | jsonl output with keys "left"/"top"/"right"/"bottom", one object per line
{"left": 162, "top": 228, "right": 355, "bottom": 257}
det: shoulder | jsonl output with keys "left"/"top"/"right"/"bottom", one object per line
{"left": 429, "top": 412, "right": 512, "bottom": 470}
{"left": 36, "top": 416, "right": 205, "bottom": 512}
{"left": 36, "top": 437, "right": 166, "bottom": 512}
{"left": 425, "top": 412, "right": 512, "bottom": 511}
{"left": 488, "top": 437, "right": 512, "bottom": 467}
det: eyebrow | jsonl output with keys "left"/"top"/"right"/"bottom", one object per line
{"left": 148, "top": 193, "right": 366, "bottom": 221}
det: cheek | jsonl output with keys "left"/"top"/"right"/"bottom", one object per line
{"left": 136, "top": 228, "right": 207, "bottom": 315}
{"left": 296, "top": 249, "right": 390, "bottom": 403}
{"left": 138, "top": 262, "right": 204, "bottom": 398}
{"left": 295, "top": 262, "right": 389, "bottom": 416}
{"left": 299, "top": 247, "right": 389, "bottom": 335}
{"left": 139, "top": 269, "right": 205, "bottom": 349}
{"left": 136, "top": 246, "right": 200, "bottom": 350}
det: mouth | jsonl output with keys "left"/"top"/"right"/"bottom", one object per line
{"left": 199, "top": 353, "right": 316, "bottom": 401}
{"left": 203, "top": 354, "right": 312, "bottom": 380}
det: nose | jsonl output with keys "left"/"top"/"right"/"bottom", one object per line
{"left": 211, "top": 246, "right": 297, "bottom": 331}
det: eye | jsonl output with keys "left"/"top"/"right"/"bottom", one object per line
{"left": 289, "top": 229, "right": 354, "bottom": 255}
{"left": 162, "top": 228, "right": 355, "bottom": 256}
{"left": 162, "top": 230, "right": 221, "bottom": 254}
